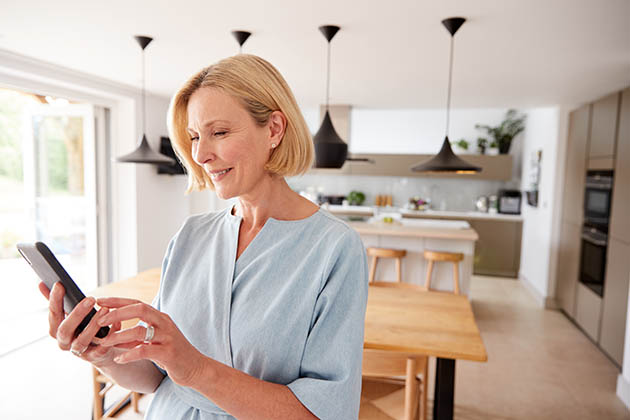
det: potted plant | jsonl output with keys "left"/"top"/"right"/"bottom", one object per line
{"left": 475, "top": 109, "right": 526, "bottom": 154}
{"left": 487, "top": 140, "right": 499, "bottom": 155}
{"left": 476, "top": 137, "right": 488, "bottom": 154}
{"left": 451, "top": 138, "right": 470, "bottom": 153}
{"left": 347, "top": 190, "right": 365, "bottom": 206}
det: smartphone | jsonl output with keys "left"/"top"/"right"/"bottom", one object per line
{"left": 16, "top": 241, "right": 110, "bottom": 339}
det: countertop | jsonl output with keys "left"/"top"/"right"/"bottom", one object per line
{"left": 347, "top": 219, "right": 479, "bottom": 241}
{"left": 325, "top": 204, "right": 524, "bottom": 222}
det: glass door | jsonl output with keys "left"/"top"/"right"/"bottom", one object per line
{"left": 0, "top": 90, "right": 97, "bottom": 356}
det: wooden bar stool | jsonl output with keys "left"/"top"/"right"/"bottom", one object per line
{"left": 92, "top": 367, "right": 141, "bottom": 419}
{"left": 423, "top": 250, "right": 464, "bottom": 294}
{"left": 367, "top": 247, "right": 407, "bottom": 284}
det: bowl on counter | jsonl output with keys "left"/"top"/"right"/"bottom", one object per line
{"left": 320, "top": 195, "right": 346, "bottom": 205}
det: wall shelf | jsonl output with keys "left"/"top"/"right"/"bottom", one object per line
{"left": 308, "top": 153, "right": 513, "bottom": 180}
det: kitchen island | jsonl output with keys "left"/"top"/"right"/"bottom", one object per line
{"left": 329, "top": 204, "right": 522, "bottom": 277}
{"left": 347, "top": 219, "right": 478, "bottom": 295}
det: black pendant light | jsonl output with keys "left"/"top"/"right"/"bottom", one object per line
{"left": 313, "top": 25, "right": 348, "bottom": 169}
{"left": 117, "top": 36, "right": 175, "bottom": 165}
{"left": 231, "top": 30, "right": 251, "bottom": 53}
{"left": 411, "top": 17, "right": 481, "bottom": 174}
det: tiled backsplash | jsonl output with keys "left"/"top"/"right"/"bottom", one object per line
{"left": 287, "top": 174, "right": 518, "bottom": 211}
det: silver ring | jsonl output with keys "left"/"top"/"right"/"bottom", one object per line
{"left": 70, "top": 348, "right": 84, "bottom": 357}
{"left": 144, "top": 325, "right": 155, "bottom": 343}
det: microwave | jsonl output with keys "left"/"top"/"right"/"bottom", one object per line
{"left": 498, "top": 190, "right": 522, "bottom": 215}
{"left": 584, "top": 170, "right": 613, "bottom": 229}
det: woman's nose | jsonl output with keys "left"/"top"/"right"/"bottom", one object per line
{"left": 192, "top": 136, "right": 215, "bottom": 165}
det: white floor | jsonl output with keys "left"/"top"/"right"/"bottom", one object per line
{"left": 2, "top": 275, "right": 629, "bottom": 419}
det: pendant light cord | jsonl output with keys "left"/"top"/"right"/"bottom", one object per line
{"left": 445, "top": 36, "right": 454, "bottom": 137}
{"left": 142, "top": 47, "right": 146, "bottom": 136}
{"left": 326, "top": 40, "right": 331, "bottom": 110}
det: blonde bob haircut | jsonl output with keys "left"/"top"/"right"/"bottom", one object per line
{"left": 167, "top": 54, "right": 314, "bottom": 193}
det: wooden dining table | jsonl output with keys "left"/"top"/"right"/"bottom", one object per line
{"left": 364, "top": 286, "right": 487, "bottom": 420}
{"left": 92, "top": 269, "right": 487, "bottom": 420}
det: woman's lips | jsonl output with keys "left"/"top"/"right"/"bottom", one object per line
{"left": 209, "top": 167, "right": 233, "bottom": 181}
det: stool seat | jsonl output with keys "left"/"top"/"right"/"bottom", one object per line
{"left": 423, "top": 250, "right": 463, "bottom": 262}
{"left": 367, "top": 247, "right": 407, "bottom": 259}
{"left": 423, "top": 250, "right": 464, "bottom": 295}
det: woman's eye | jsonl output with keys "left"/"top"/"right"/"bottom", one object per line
{"left": 214, "top": 131, "right": 227, "bottom": 137}
{"left": 190, "top": 136, "right": 199, "bottom": 142}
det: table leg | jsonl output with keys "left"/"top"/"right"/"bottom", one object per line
{"left": 433, "top": 358, "right": 455, "bottom": 420}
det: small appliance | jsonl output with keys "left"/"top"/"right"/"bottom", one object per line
{"left": 584, "top": 170, "right": 613, "bottom": 229}
{"left": 498, "top": 190, "right": 522, "bottom": 214}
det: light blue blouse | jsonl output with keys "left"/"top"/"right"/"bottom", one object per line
{"left": 144, "top": 206, "right": 368, "bottom": 420}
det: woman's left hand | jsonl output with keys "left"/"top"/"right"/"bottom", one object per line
{"left": 96, "top": 297, "right": 206, "bottom": 387}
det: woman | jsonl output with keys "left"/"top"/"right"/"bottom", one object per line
{"left": 40, "top": 54, "right": 368, "bottom": 419}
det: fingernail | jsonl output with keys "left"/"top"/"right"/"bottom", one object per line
{"left": 83, "top": 297, "right": 95, "bottom": 308}
{"left": 114, "top": 356, "right": 123, "bottom": 363}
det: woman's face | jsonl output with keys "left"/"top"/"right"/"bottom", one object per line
{"left": 187, "top": 88, "right": 282, "bottom": 200}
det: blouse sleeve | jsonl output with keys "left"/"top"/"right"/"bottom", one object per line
{"left": 287, "top": 229, "right": 369, "bottom": 420}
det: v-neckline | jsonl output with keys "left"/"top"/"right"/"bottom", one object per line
{"left": 234, "top": 217, "right": 274, "bottom": 265}
{"left": 226, "top": 204, "right": 323, "bottom": 266}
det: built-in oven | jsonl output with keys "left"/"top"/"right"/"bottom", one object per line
{"left": 579, "top": 226, "right": 608, "bottom": 297}
{"left": 584, "top": 170, "right": 613, "bottom": 229}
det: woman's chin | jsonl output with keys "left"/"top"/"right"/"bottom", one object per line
{"left": 214, "top": 186, "right": 236, "bottom": 201}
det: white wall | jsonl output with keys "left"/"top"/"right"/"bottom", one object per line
{"left": 350, "top": 108, "right": 509, "bottom": 154}
{"left": 517, "top": 107, "right": 564, "bottom": 304}
{"left": 134, "top": 94, "right": 191, "bottom": 271}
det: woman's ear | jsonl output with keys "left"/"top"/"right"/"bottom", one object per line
{"left": 268, "top": 110, "right": 287, "bottom": 148}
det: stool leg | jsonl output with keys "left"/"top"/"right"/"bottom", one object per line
{"left": 369, "top": 256, "right": 378, "bottom": 284}
{"left": 420, "top": 357, "right": 428, "bottom": 420}
{"left": 404, "top": 358, "right": 419, "bottom": 420}
{"left": 132, "top": 392, "right": 139, "bottom": 412}
{"left": 396, "top": 257, "right": 402, "bottom": 283}
{"left": 453, "top": 261, "right": 460, "bottom": 295}
{"left": 92, "top": 367, "right": 103, "bottom": 420}
{"left": 424, "top": 260, "right": 434, "bottom": 291}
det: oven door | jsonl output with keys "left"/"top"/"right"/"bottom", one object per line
{"left": 579, "top": 229, "right": 607, "bottom": 297}
{"left": 584, "top": 186, "right": 612, "bottom": 226}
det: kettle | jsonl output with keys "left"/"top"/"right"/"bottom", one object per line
{"left": 475, "top": 196, "right": 489, "bottom": 213}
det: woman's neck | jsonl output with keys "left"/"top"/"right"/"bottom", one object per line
{"left": 234, "top": 176, "right": 316, "bottom": 231}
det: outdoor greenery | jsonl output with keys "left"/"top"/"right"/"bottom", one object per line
{"left": 0, "top": 90, "right": 28, "bottom": 182}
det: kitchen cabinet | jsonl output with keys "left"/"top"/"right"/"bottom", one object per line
{"left": 610, "top": 87, "right": 630, "bottom": 244}
{"left": 574, "top": 282, "right": 602, "bottom": 342}
{"left": 555, "top": 222, "right": 582, "bottom": 318}
{"left": 599, "top": 238, "right": 630, "bottom": 365}
{"left": 467, "top": 219, "right": 522, "bottom": 278}
{"left": 561, "top": 105, "right": 590, "bottom": 225}
{"left": 588, "top": 92, "right": 621, "bottom": 161}
{"left": 308, "top": 153, "right": 513, "bottom": 180}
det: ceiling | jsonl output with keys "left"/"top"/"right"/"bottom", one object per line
{"left": 1, "top": 0, "right": 629, "bottom": 109}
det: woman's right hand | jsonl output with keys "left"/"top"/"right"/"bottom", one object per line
{"left": 38, "top": 281, "right": 122, "bottom": 368}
